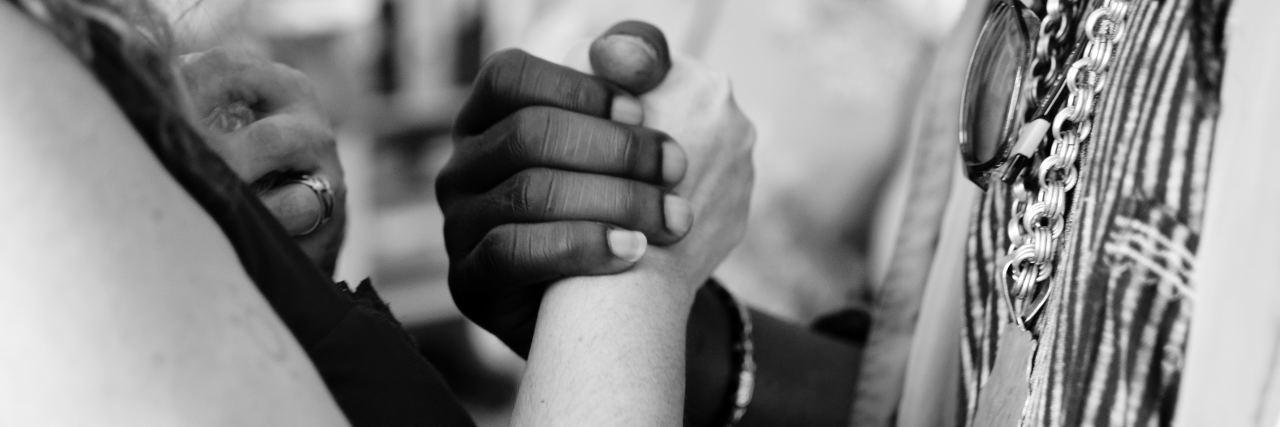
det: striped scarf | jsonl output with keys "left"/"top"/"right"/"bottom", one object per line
{"left": 961, "top": 0, "right": 1231, "bottom": 425}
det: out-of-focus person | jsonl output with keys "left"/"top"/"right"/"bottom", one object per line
{"left": 443, "top": 0, "right": 1280, "bottom": 426}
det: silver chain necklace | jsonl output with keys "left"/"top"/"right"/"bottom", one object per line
{"left": 1000, "top": 0, "right": 1135, "bottom": 328}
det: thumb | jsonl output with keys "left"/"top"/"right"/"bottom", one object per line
{"left": 588, "top": 20, "right": 672, "bottom": 95}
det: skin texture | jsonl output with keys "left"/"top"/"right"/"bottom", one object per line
{"left": 0, "top": 3, "right": 347, "bottom": 425}
{"left": 511, "top": 30, "right": 755, "bottom": 426}
{"left": 589, "top": 20, "right": 672, "bottom": 93}
{"left": 439, "top": 47, "right": 695, "bottom": 358}
{"left": 178, "top": 48, "right": 347, "bottom": 275}
{"left": 448, "top": 22, "right": 865, "bottom": 425}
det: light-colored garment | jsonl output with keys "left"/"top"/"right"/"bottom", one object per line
{"left": 1175, "top": 0, "right": 1280, "bottom": 423}
{"left": 486, "top": 0, "right": 933, "bottom": 321}
{"left": 885, "top": 1, "right": 1280, "bottom": 426}
{"left": 849, "top": 1, "right": 988, "bottom": 424}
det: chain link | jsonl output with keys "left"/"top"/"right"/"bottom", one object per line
{"left": 1027, "top": 0, "right": 1073, "bottom": 110}
{"left": 1002, "top": 0, "right": 1135, "bottom": 327}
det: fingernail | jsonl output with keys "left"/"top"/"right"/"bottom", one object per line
{"left": 590, "top": 33, "right": 666, "bottom": 93}
{"left": 664, "top": 195, "right": 693, "bottom": 236}
{"left": 661, "top": 140, "right": 687, "bottom": 185}
{"left": 607, "top": 229, "right": 648, "bottom": 262}
{"left": 611, "top": 95, "right": 644, "bottom": 125}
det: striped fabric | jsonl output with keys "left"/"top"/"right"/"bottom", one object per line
{"left": 960, "top": 0, "right": 1229, "bottom": 425}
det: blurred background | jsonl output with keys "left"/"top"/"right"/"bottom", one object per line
{"left": 162, "top": 0, "right": 966, "bottom": 424}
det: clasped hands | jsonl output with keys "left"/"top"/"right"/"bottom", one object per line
{"left": 437, "top": 22, "right": 756, "bottom": 357}
{"left": 176, "top": 22, "right": 755, "bottom": 360}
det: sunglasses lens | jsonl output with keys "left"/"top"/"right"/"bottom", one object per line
{"left": 961, "top": 2, "right": 1033, "bottom": 166}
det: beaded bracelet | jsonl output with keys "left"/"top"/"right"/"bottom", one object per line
{"left": 706, "top": 279, "right": 755, "bottom": 426}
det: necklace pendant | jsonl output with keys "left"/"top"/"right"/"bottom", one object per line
{"left": 973, "top": 327, "right": 1037, "bottom": 426}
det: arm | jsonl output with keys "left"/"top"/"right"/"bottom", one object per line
{"left": 178, "top": 48, "right": 348, "bottom": 275}
{"left": 0, "top": 5, "right": 346, "bottom": 425}
{"left": 685, "top": 289, "right": 863, "bottom": 427}
{"left": 515, "top": 264, "right": 697, "bottom": 425}
{"left": 514, "top": 33, "right": 754, "bottom": 424}
{"left": 439, "top": 22, "right": 862, "bottom": 425}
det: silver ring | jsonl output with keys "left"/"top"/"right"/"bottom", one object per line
{"left": 291, "top": 174, "right": 334, "bottom": 236}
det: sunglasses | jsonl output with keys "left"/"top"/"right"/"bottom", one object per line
{"left": 959, "top": 0, "right": 1082, "bottom": 190}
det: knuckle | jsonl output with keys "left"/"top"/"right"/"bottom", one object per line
{"left": 246, "top": 119, "right": 285, "bottom": 148}
{"left": 502, "top": 168, "right": 554, "bottom": 215}
{"left": 563, "top": 76, "right": 595, "bottom": 112}
{"left": 617, "top": 128, "right": 644, "bottom": 172}
{"left": 477, "top": 49, "right": 531, "bottom": 93}
{"left": 278, "top": 64, "right": 317, "bottom": 96}
{"left": 302, "top": 116, "right": 338, "bottom": 150}
{"left": 469, "top": 226, "right": 513, "bottom": 271}
{"left": 477, "top": 224, "right": 517, "bottom": 254}
{"left": 533, "top": 224, "right": 579, "bottom": 262}
{"left": 559, "top": 224, "right": 596, "bottom": 261}
{"left": 618, "top": 182, "right": 650, "bottom": 226}
{"left": 508, "top": 107, "right": 552, "bottom": 161}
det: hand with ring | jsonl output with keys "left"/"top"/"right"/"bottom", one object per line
{"left": 178, "top": 48, "right": 347, "bottom": 275}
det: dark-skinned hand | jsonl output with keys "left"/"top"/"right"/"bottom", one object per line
{"left": 439, "top": 21, "right": 754, "bottom": 358}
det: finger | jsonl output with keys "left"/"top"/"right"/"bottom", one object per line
{"left": 179, "top": 48, "right": 315, "bottom": 117}
{"left": 443, "top": 168, "right": 693, "bottom": 254}
{"left": 227, "top": 113, "right": 335, "bottom": 182}
{"left": 454, "top": 49, "right": 644, "bottom": 134}
{"left": 440, "top": 106, "right": 686, "bottom": 194}
{"left": 232, "top": 62, "right": 316, "bottom": 113}
{"left": 589, "top": 20, "right": 672, "bottom": 94}
{"left": 453, "top": 221, "right": 647, "bottom": 288}
{"left": 259, "top": 181, "right": 324, "bottom": 236}
{"left": 448, "top": 221, "right": 649, "bottom": 358}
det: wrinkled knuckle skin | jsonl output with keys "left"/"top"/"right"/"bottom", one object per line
{"left": 618, "top": 184, "right": 648, "bottom": 227}
{"left": 473, "top": 225, "right": 515, "bottom": 272}
{"left": 556, "top": 223, "right": 590, "bottom": 262}
{"left": 477, "top": 49, "right": 532, "bottom": 97}
{"left": 526, "top": 224, "right": 574, "bottom": 266}
{"left": 619, "top": 130, "right": 644, "bottom": 175}
{"left": 509, "top": 107, "right": 551, "bottom": 165}
{"left": 500, "top": 169, "right": 550, "bottom": 217}
{"left": 564, "top": 75, "right": 596, "bottom": 113}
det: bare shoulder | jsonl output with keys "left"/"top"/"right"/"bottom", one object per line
{"left": 0, "top": 3, "right": 346, "bottom": 426}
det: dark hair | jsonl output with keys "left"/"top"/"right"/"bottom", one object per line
{"left": 13, "top": 0, "right": 209, "bottom": 170}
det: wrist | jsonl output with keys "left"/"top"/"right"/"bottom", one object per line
{"left": 686, "top": 280, "right": 757, "bottom": 426}
{"left": 705, "top": 279, "right": 754, "bottom": 426}
{"left": 686, "top": 284, "right": 734, "bottom": 426}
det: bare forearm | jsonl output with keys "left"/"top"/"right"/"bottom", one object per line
{"left": 0, "top": 4, "right": 347, "bottom": 423}
{"left": 514, "top": 265, "right": 696, "bottom": 426}
{"left": 686, "top": 288, "right": 862, "bottom": 427}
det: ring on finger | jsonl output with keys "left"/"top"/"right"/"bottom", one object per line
{"left": 290, "top": 174, "right": 334, "bottom": 236}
